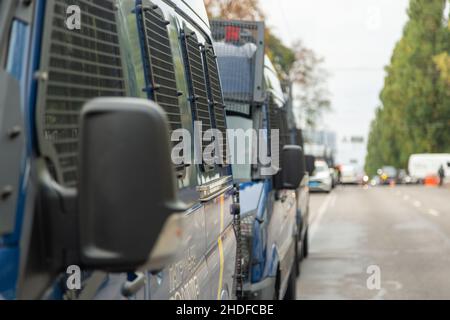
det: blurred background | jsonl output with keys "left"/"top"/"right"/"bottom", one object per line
{"left": 206, "top": 0, "right": 450, "bottom": 299}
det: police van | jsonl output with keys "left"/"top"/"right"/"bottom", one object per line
{"left": 0, "top": 0, "right": 238, "bottom": 300}
{"left": 212, "top": 20, "right": 308, "bottom": 300}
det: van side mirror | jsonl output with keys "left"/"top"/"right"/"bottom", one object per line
{"left": 305, "top": 155, "right": 316, "bottom": 177}
{"left": 275, "top": 145, "right": 304, "bottom": 190}
{"left": 78, "top": 98, "right": 185, "bottom": 272}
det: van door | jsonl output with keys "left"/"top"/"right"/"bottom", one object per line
{"left": 274, "top": 189, "right": 296, "bottom": 289}
{"left": 268, "top": 95, "right": 297, "bottom": 295}
{"left": 181, "top": 28, "right": 236, "bottom": 300}
{"left": 295, "top": 130, "right": 309, "bottom": 237}
{"left": 0, "top": 1, "right": 30, "bottom": 299}
{"left": 203, "top": 179, "right": 235, "bottom": 300}
{"left": 22, "top": 0, "right": 151, "bottom": 300}
{"left": 147, "top": 203, "right": 209, "bottom": 300}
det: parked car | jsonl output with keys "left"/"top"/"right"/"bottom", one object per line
{"left": 214, "top": 19, "right": 305, "bottom": 300}
{"left": 330, "top": 167, "right": 339, "bottom": 188}
{"left": 0, "top": 0, "right": 239, "bottom": 300}
{"left": 309, "top": 160, "right": 333, "bottom": 193}
{"left": 378, "top": 166, "right": 398, "bottom": 185}
{"left": 397, "top": 169, "right": 417, "bottom": 185}
{"left": 370, "top": 175, "right": 382, "bottom": 186}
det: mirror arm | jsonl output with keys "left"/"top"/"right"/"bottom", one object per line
{"left": 36, "top": 159, "right": 80, "bottom": 272}
{"left": 121, "top": 273, "right": 146, "bottom": 298}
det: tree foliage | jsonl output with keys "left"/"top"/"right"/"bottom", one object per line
{"left": 289, "top": 41, "right": 331, "bottom": 128}
{"left": 204, "top": 0, "right": 331, "bottom": 129}
{"left": 204, "top": 0, "right": 265, "bottom": 21}
{"left": 365, "top": 0, "right": 450, "bottom": 176}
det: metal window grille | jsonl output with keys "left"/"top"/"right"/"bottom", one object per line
{"left": 136, "top": 2, "right": 185, "bottom": 172}
{"left": 181, "top": 27, "right": 214, "bottom": 170}
{"left": 36, "top": 0, "right": 126, "bottom": 188}
{"left": 203, "top": 44, "right": 228, "bottom": 166}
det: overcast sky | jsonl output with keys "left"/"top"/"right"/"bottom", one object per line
{"left": 261, "top": 0, "right": 410, "bottom": 164}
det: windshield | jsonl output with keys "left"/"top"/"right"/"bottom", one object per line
{"left": 314, "top": 162, "right": 329, "bottom": 174}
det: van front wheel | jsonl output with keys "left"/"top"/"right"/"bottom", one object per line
{"left": 284, "top": 263, "right": 297, "bottom": 300}
{"left": 303, "top": 228, "right": 309, "bottom": 258}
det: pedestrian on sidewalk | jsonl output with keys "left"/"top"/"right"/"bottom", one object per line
{"left": 438, "top": 165, "right": 445, "bottom": 187}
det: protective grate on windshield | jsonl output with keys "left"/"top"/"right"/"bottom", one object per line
{"left": 36, "top": 0, "right": 125, "bottom": 188}
{"left": 136, "top": 2, "right": 185, "bottom": 172}
{"left": 211, "top": 20, "right": 265, "bottom": 104}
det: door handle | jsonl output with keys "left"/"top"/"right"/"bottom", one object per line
{"left": 122, "top": 272, "right": 146, "bottom": 298}
{"left": 197, "top": 176, "right": 233, "bottom": 202}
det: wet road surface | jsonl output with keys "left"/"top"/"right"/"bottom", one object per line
{"left": 297, "top": 185, "right": 450, "bottom": 300}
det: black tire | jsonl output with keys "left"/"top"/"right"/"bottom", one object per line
{"left": 273, "top": 270, "right": 281, "bottom": 300}
{"left": 284, "top": 263, "right": 297, "bottom": 300}
{"left": 295, "top": 239, "right": 300, "bottom": 276}
{"left": 303, "top": 228, "right": 309, "bottom": 259}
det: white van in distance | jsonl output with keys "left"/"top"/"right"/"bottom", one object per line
{"left": 408, "top": 154, "right": 450, "bottom": 182}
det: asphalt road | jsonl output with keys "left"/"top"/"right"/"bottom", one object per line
{"left": 297, "top": 184, "right": 450, "bottom": 300}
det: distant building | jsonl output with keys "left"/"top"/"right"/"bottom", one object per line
{"left": 304, "top": 130, "right": 338, "bottom": 166}
{"left": 304, "top": 130, "right": 337, "bottom": 154}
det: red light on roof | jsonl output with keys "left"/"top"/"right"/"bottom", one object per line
{"left": 225, "top": 26, "right": 241, "bottom": 42}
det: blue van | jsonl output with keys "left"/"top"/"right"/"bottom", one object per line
{"left": 291, "top": 128, "right": 311, "bottom": 270}
{"left": 213, "top": 20, "right": 307, "bottom": 300}
{"left": 0, "top": 0, "right": 238, "bottom": 300}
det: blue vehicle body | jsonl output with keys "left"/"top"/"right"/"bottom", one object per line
{"left": 0, "top": 0, "right": 238, "bottom": 300}
{"left": 215, "top": 36, "right": 300, "bottom": 298}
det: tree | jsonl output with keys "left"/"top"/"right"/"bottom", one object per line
{"left": 365, "top": 0, "right": 450, "bottom": 175}
{"left": 289, "top": 41, "right": 331, "bottom": 129}
{"left": 204, "top": 0, "right": 265, "bottom": 21}
{"left": 434, "top": 52, "right": 450, "bottom": 85}
{"left": 434, "top": 18, "right": 450, "bottom": 85}
{"left": 265, "top": 29, "right": 296, "bottom": 80}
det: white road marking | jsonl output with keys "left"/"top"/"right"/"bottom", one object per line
{"left": 428, "top": 209, "right": 440, "bottom": 217}
{"left": 330, "top": 192, "right": 338, "bottom": 207}
{"left": 310, "top": 193, "right": 335, "bottom": 240}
